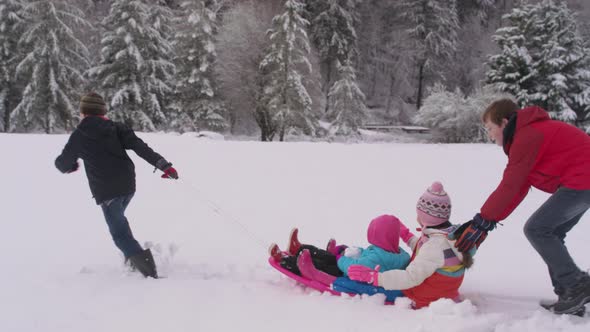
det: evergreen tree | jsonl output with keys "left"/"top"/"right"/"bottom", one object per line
{"left": 327, "top": 60, "right": 366, "bottom": 136}
{"left": 87, "top": 0, "right": 174, "bottom": 131}
{"left": 10, "top": 0, "right": 91, "bottom": 133}
{"left": 397, "top": 0, "right": 459, "bottom": 109}
{"left": 172, "top": 0, "right": 227, "bottom": 132}
{"left": 487, "top": 1, "right": 590, "bottom": 127}
{"left": 258, "top": 0, "right": 317, "bottom": 141}
{"left": 146, "top": 0, "right": 175, "bottom": 128}
{"left": 306, "top": 0, "right": 358, "bottom": 111}
{"left": 0, "top": 0, "right": 25, "bottom": 132}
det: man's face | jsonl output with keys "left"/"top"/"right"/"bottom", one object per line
{"left": 484, "top": 118, "right": 508, "bottom": 146}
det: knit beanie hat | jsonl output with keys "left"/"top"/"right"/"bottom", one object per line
{"left": 367, "top": 214, "right": 400, "bottom": 253}
{"left": 416, "top": 181, "right": 451, "bottom": 227}
{"left": 80, "top": 92, "right": 107, "bottom": 116}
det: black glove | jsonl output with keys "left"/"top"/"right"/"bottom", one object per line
{"left": 454, "top": 213, "right": 496, "bottom": 252}
{"left": 67, "top": 161, "right": 80, "bottom": 173}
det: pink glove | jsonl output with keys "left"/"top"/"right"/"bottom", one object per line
{"left": 399, "top": 221, "right": 415, "bottom": 244}
{"left": 347, "top": 265, "right": 380, "bottom": 286}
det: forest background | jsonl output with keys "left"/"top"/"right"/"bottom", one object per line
{"left": 1, "top": 0, "right": 589, "bottom": 142}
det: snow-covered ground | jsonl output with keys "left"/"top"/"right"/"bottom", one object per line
{"left": 2, "top": 132, "right": 589, "bottom": 332}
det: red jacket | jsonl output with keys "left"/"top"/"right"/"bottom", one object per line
{"left": 480, "top": 106, "right": 590, "bottom": 221}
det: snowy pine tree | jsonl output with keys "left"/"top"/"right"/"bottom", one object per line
{"left": 0, "top": 0, "right": 25, "bottom": 132}
{"left": 88, "top": 0, "right": 174, "bottom": 131}
{"left": 306, "top": 0, "right": 358, "bottom": 109}
{"left": 10, "top": 0, "right": 91, "bottom": 133}
{"left": 397, "top": 0, "right": 459, "bottom": 109}
{"left": 146, "top": 0, "right": 175, "bottom": 127}
{"left": 327, "top": 60, "right": 366, "bottom": 136}
{"left": 486, "top": 0, "right": 590, "bottom": 128}
{"left": 258, "top": 0, "right": 317, "bottom": 141}
{"left": 172, "top": 0, "right": 227, "bottom": 132}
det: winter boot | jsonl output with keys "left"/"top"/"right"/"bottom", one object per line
{"left": 128, "top": 248, "right": 158, "bottom": 279}
{"left": 268, "top": 243, "right": 285, "bottom": 263}
{"left": 297, "top": 249, "right": 337, "bottom": 286}
{"left": 287, "top": 228, "right": 301, "bottom": 256}
{"left": 540, "top": 286, "right": 565, "bottom": 311}
{"left": 551, "top": 273, "right": 590, "bottom": 316}
{"left": 326, "top": 238, "right": 336, "bottom": 254}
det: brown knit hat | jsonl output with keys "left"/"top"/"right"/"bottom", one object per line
{"left": 80, "top": 92, "right": 107, "bottom": 115}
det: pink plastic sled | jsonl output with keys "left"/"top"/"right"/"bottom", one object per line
{"left": 268, "top": 254, "right": 342, "bottom": 296}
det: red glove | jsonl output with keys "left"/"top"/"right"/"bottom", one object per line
{"left": 399, "top": 221, "right": 415, "bottom": 244}
{"left": 161, "top": 166, "right": 179, "bottom": 179}
{"left": 67, "top": 161, "right": 79, "bottom": 173}
{"left": 347, "top": 265, "right": 380, "bottom": 286}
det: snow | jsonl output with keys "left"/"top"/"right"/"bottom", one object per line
{"left": 2, "top": 133, "right": 590, "bottom": 332}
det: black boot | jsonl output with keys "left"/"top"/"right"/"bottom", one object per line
{"left": 128, "top": 249, "right": 158, "bottom": 278}
{"left": 540, "top": 286, "right": 564, "bottom": 310}
{"left": 552, "top": 273, "right": 590, "bottom": 316}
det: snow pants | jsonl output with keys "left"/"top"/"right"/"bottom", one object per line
{"left": 523, "top": 187, "right": 590, "bottom": 293}
{"left": 100, "top": 193, "right": 143, "bottom": 259}
{"left": 332, "top": 277, "right": 403, "bottom": 303}
{"left": 279, "top": 244, "right": 344, "bottom": 277}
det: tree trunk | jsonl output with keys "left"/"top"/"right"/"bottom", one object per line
{"left": 416, "top": 63, "right": 425, "bottom": 110}
{"left": 386, "top": 71, "right": 395, "bottom": 119}
{"left": 2, "top": 89, "right": 9, "bottom": 132}
{"left": 323, "top": 59, "right": 333, "bottom": 114}
{"left": 279, "top": 123, "right": 285, "bottom": 141}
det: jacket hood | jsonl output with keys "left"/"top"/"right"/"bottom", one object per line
{"left": 76, "top": 116, "right": 116, "bottom": 140}
{"left": 515, "top": 106, "right": 550, "bottom": 130}
{"left": 367, "top": 215, "right": 400, "bottom": 253}
{"left": 502, "top": 106, "right": 550, "bottom": 154}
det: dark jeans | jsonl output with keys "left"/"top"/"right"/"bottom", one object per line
{"left": 524, "top": 187, "right": 590, "bottom": 293}
{"left": 280, "top": 244, "right": 344, "bottom": 277}
{"left": 100, "top": 194, "right": 143, "bottom": 259}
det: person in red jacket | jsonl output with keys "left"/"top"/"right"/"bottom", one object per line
{"left": 455, "top": 99, "right": 590, "bottom": 316}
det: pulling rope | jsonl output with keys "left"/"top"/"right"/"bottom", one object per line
{"left": 174, "top": 178, "right": 269, "bottom": 250}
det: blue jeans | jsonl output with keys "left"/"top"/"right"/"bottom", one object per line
{"left": 100, "top": 194, "right": 143, "bottom": 259}
{"left": 524, "top": 187, "right": 590, "bottom": 292}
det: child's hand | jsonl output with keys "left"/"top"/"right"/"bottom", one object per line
{"left": 343, "top": 246, "right": 362, "bottom": 258}
{"left": 67, "top": 161, "right": 79, "bottom": 173}
{"left": 348, "top": 265, "right": 380, "bottom": 286}
{"left": 161, "top": 166, "right": 179, "bottom": 179}
{"left": 399, "top": 222, "right": 415, "bottom": 244}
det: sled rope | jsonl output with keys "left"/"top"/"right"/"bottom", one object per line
{"left": 176, "top": 179, "right": 268, "bottom": 250}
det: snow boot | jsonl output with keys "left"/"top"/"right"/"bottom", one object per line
{"left": 540, "top": 286, "right": 565, "bottom": 311}
{"left": 287, "top": 228, "right": 301, "bottom": 256}
{"left": 551, "top": 273, "right": 590, "bottom": 316}
{"left": 326, "top": 238, "right": 336, "bottom": 254}
{"left": 268, "top": 243, "right": 285, "bottom": 262}
{"left": 128, "top": 248, "right": 158, "bottom": 279}
{"left": 297, "top": 249, "right": 337, "bottom": 286}
{"left": 326, "top": 238, "right": 347, "bottom": 256}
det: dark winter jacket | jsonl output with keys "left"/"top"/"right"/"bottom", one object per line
{"left": 55, "top": 116, "right": 170, "bottom": 204}
{"left": 480, "top": 106, "right": 590, "bottom": 221}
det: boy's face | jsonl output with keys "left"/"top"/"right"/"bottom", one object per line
{"left": 484, "top": 118, "right": 508, "bottom": 146}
